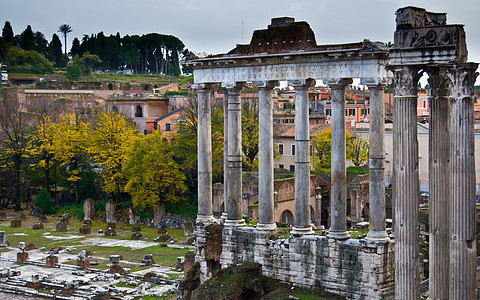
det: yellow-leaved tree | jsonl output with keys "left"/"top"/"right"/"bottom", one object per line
{"left": 124, "top": 132, "right": 187, "bottom": 209}
{"left": 89, "top": 111, "right": 137, "bottom": 202}
{"left": 311, "top": 128, "right": 358, "bottom": 170}
{"left": 48, "top": 113, "right": 89, "bottom": 204}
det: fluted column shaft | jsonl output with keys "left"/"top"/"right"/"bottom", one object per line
{"left": 366, "top": 83, "right": 389, "bottom": 242}
{"left": 327, "top": 78, "right": 352, "bottom": 240}
{"left": 221, "top": 90, "right": 229, "bottom": 221}
{"left": 224, "top": 83, "right": 246, "bottom": 227}
{"left": 195, "top": 84, "right": 216, "bottom": 225}
{"left": 427, "top": 68, "right": 450, "bottom": 300}
{"left": 289, "top": 79, "right": 315, "bottom": 235}
{"left": 392, "top": 66, "right": 422, "bottom": 300}
{"left": 448, "top": 63, "right": 478, "bottom": 300}
{"left": 255, "top": 81, "right": 278, "bottom": 231}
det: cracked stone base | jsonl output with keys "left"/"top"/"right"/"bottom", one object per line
{"left": 196, "top": 215, "right": 217, "bottom": 225}
{"left": 291, "top": 226, "right": 314, "bottom": 235}
{"left": 224, "top": 219, "right": 246, "bottom": 227}
{"left": 327, "top": 230, "right": 350, "bottom": 240}
{"left": 365, "top": 230, "right": 390, "bottom": 242}
{"left": 256, "top": 223, "right": 277, "bottom": 231}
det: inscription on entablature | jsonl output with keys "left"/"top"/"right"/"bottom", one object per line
{"left": 193, "top": 60, "right": 386, "bottom": 84}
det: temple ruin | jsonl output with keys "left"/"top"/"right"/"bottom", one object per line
{"left": 185, "top": 7, "right": 478, "bottom": 299}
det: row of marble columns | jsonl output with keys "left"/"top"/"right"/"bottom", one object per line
{"left": 194, "top": 78, "right": 389, "bottom": 241}
{"left": 392, "top": 63, "right": 478, "bottom": 300}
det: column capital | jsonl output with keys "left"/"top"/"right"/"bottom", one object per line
{"left": 446, "top": 63, "right": 479, "bottom": 99}
{"left": 287, "top": 78, "right": 315, "bottom": 89}
{"left": 324, "top": 78, "right": 353, "bottom": 90}
{"left": 427, "top": 67, "right": 451, "bottom": 99}
{"left": 191, "top": 83, "right": 214, "bottom": 91}
{"left": 392, "top": 66, "right": 423, "bottom": 97}
{"left": 221, "top": 82, "right": 245, "bottom": 92}
{"left": 252, "top": 80, "right": 279, "bottom": 89}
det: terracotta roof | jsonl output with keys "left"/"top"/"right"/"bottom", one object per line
{"left": 275, "top": 123, "right": 330, "bottom": 137}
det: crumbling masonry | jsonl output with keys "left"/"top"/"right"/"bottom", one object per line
{"left": 186, "top": 7, "right": 478, "bottom": 299}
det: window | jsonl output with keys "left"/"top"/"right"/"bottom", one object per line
{"left": 289, "top": 165, "right": 295, "bottom": 172}
{"left": 135, "top": 105, "right": 143, "bottom": 117}
{"left": 278, "top": 143, "right": 284, "bottom": 155}
{"left": 165, "top": 122, "right": 171, "bottom": 131}
{"left": 291, "top": 144, "right": 295, "bottom": 156}
{"left": 326, "top": 109, "right": 331, "bottom": 116}
{"left": 279, "top": 164, "right": 284, "bottom": 169}
{"left": 349, "top": 109, "right": 355, "bottom": 116}
{"left": 423, "top": 100, "right": 427, "bottom": 108}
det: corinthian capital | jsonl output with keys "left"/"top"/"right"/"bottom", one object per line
{"left": 446, "top": 63, "right": 479, "bottom": 99}
{"left": 392, "top": 66, "right": 423, "bottom": 97}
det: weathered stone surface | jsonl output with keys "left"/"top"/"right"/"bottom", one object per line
{"left": 157, "top": 227, "right": 167, "bottom": 234}
{"left": 157, "top": 234, "right": 171, "bottom": 242}
{"left": 46, "top": 255, "right": 58, "bottom": 267}
{"left": 32, "top": 223, "right": 44, "bottom": 230}
{"left": 154, "top": 204, "right": 165, "bottom": 226}
{"left": 83, "top": 198, "right": 95, "bottom": 221}
{"left": 17, "top": 252, "right": 28, "bottom": 263}
{"left": 11, "top": 219, "right": 21, "bottom": 228}
{"left": 79, "top": 226, "right": 91, "bottom": 234}
{"left": 0, "top": 231, "right": 8, "bottom": 247}
{"left": 104, "top": 229, "right": 116, "bottom": 236}
{"left": 17, "top": 213, "right": 27, "bottom": 221}
{"left": 105, "top": 199, "right": 116, "bottom": 223}
{"left": 56, "top": 224, "right": 67, "bottom": 232}
{"left": 38, "top": 215, "right": 48, "bottom": 223}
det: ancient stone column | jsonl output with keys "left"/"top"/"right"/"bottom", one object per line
{"left": 392, "top": 66, "right": 422, "bottom": 300}
{"left": 254, "top": 81, "right": 279, "bottom": 231}
{"left": 83, "top": 198, "right": 94, "bottom": 221}
{"left": 224, "top": 82, "right": 246, "bottom": 227}
{"left": 194, "top": 84, "right": 216, "bottom": 225}
{"left": 326, "top": 78, "right": 352, "bottom": 240}
{"left": 365, "top": 82, "right": 389, "bottom": 242}
{"left": 289, "top": 79, "right": 315, "bottom": 235}
{"left": 221, "top": 90, "right": 228, "bottom": 221}
{"left": 105, "top": 199, "right": 116, "bottom": 224}
{"left": 427, "top": 67, "right": 450, "bottom": 300}
{"left": 447, "top": 63, "right": 478, "bottom": 300}
{"left": 153, "top": 204, "right": 165, "bottom": 226}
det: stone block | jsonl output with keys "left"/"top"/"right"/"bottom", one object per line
{"left": 110, "top": 255, "right": 121, "bottom": 264}
{"left": 83, "top": 219, "right": 92, "bottom": 227}
{"left": 79, "top": 226, "right": 91, "bottom": 234}
{"left": 46, "top": 255, "right": 58, "bottom": 267}
{"left": 17, "top": 252, "right": 28, "bottom": 263}
{"left": 107, "top": 222, "right": 116, "bottom": 230}
{"left": 32, "top": 223, "right": 44, "bottom": 230}
{"left": 109, "top": 264, "right": 123, "bottom": 274}
{"left": 17, "top": 213, "right": 27, "bottom": 221}
{"left": 56, "top": 224, "right": 68, "bottom": 232}
{"left": 104, "top": 229, "right": 116, "bottom": 236}
{"left": 157, "top": 234, "right": 171, "bottom": 242}
{"left": 11, "top": 219, "right": 21, "bottom": 228}
{"left": 157, "top": 227, "right": 167, "bottom": 234}
{"left": 38, "top": 216, "right": 48, "bottom": 223}
{"left": 131, "top": 232, "right": 143, "bottom": 239}
{"left": 76, "top": 259, "right": 90, "bottom": 270}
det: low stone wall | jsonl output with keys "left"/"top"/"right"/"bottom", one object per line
{"left": 195, "top": 225, "right": 395, "bottom": 299}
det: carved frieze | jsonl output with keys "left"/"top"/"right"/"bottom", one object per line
{"left": 395, "top": 7, "right": 446, "bottom": 29}
{"left": 427, "top": 68, "right": 450, "bottom": 99}
{"left": 394, "top": 25, "right": 465, "bottom": 50}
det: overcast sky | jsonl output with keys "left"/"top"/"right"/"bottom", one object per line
{"left": 1, "top": 0, "right": 479, "bottom": 83}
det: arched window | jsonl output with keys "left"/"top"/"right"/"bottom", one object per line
{"left": 280, "top": 210, "right": 294, "bottom": 225}
{"left": 135, "top": 105, "right": 143, "bottom": 117}
{"left": 108, "top": 83, "right": 113, "bottom": 90}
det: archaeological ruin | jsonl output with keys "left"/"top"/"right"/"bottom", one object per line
{"left": 185, "top": 7, "right": 478, "bottom": 299}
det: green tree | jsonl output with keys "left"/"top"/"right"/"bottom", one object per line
{"left": 0, "top": 89, "right": 32, "bottom": 210}
{"left": 72, "top": 53, "right": 101, "bottom": 75}
{"left": 70, "top": 37, "right": 81, "bottom": 57}
{"left": 34, "top": 189, "right": 58, "bottom": 214}
{"left": 124, "top": 132, "right": 187, "bottom": 209}
{"left": 18, "top": 25, "right": 35, "bottom": 51}
{"left": 89, "top": 111, "right": 137, "bottom": 202}
{"left": 242, "top": 96, "right": 259, "bottom": 172}
{"left": 47, "top": 34, "right": 64, "bottom": 67}
{"left": 2, "top": 21, "right": 14, "bottom": 45}
{"left": 58, "top": 24, "right": 72, "bottom": 61}
{"left": 311, "top": 128, "right": 353, "bottom": 170}
{"left": 48, "top": 113, "right": 89, "bottom": 204}
{"left": 6, "top": 46, "right": 54, "bottom": 73}
{"left": 33, "top": 31, "right": 48, "bottom": 56}
{"left": 347, "top": 136, "right": 369, "bottom": 167}
{"left": 66, "top": 64, "right": 81, "bottom": 79}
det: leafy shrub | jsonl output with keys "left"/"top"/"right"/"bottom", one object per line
{"left": 34, "top": 189, "right": 58, "bottom": 214}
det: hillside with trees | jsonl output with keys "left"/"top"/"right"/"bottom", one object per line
{"left": 0, "top": 21, "right": 191, "bottom": 77}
